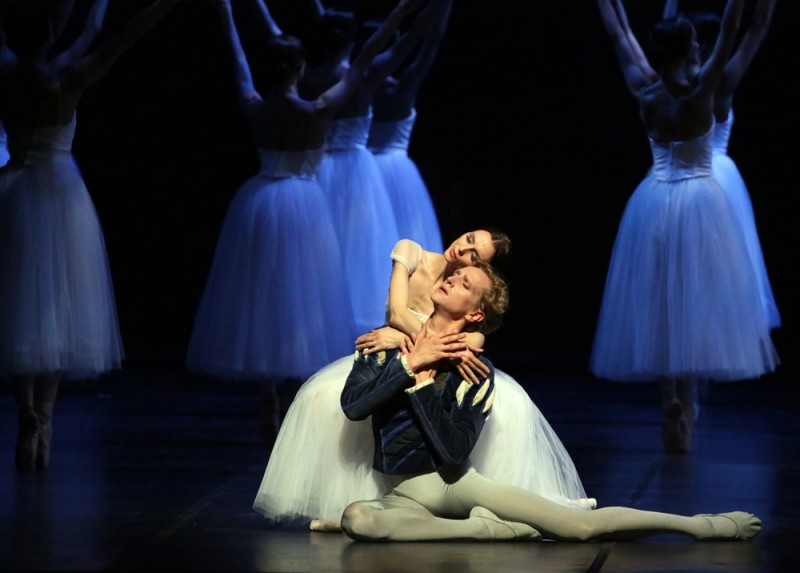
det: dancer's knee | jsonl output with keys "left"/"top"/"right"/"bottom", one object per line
{"left": 341, "top": 501, "right": 387, "bottom": 541}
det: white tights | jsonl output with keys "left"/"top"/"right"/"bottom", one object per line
{"left": 341, "top": 468, "right": 736, "bottom": 542}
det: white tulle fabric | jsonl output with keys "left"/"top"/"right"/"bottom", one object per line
{"left": 316, "top": 114, "right": 400, "bottom": 334}
{"left": 368, "top": 109, "right": 443, "bottom": 253}
{"left": 254, "top": 240, "right": 589, "bottom": 525}
{"left": 0, "top": 116, "right": 123, "bottom": 379}
{"left": 713, "top": 111, "right": 780, "bottom": 329}
{"left": 186, "top": 148, "right": 356, "bottom": 381}
{"left": 0, "top": 123, "right": 9, "bottom": 167}
{"left": 252, "top": 356, "right": 591, "bottom": 526}
{"left": 591, "top": 125, "right": 779, "bottom": 382}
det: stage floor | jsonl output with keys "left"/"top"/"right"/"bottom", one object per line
{"left": 2, "top": 361, "right": 798, "bottom": 572}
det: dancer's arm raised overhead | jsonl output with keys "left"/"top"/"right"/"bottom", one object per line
{"left": 717, "top": 0, "right": 777, "bottom": 108}
{"left": 51, "top": 0, "right": 110, "bottom": 70}
{"left": 597, "top": 0, "right": 655, "bottom": 96}
{"left": 64, "top": 0, "right": 183, "bottom": 92}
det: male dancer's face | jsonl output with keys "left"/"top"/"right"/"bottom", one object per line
{"left": 431, "top": 267, "right": 489, "bottom": 320}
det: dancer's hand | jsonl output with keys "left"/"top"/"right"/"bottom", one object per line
{"left": 405, "top": 323, "right": 467, "bottom": 373}
{"left": 356, "top": 326, "right": 413, "bottom": 355}
{"left": 454, "top": 348, "right": 490, "bottom": 385}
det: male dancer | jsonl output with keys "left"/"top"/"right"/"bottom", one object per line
{"left": 339, "top": 263, "right": 761, "bottom": 542}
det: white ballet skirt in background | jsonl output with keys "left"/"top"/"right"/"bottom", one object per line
{"left": 368, "top": 109, "right": 443, "bottom": 253}
{"left": 317, "top": 114, "right": 400, "bottom": 334}
{"left": 254, "top": 349, "right": 591, "bottom": 527}
{"left": 0, "top": 115, "right": 124, "bottom": 380}
{"left": 0, "top": 123, "right": 10, "bottom": 167}
{"left": 591, "top": 125, "right": 779, "bottom": 382}
{"left": 713, "top": 110, "right": 780, "bottom": 329}
{"left": 186, "top": 148, "right": 356, "bottom": 382}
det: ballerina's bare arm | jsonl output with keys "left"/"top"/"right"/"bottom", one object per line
{"left": 62, "top": 0, "right": 183, "bottom": 92}
{"left": 361, "top": 247, "right": 488, "bottom": 384}
{"left": 50, "top": 0, "right": 109, "bottom": 71}
{"left": 214, "top": 0, "right": 260, "bottom": 109}
{"left": 717, "top": 0, "right": 777, "bottom": 104}
{"left": 612, "top": 0, "right": 657, "bottom": 83}
{"left": 250, "top": 0, "right": 283, "bottom": 41}
{"left": 389, "top": 0, "right": 453, "bottom": 106}
{"left": 597, "top": 0, "right": 655, "bottom": 97}
{"left": 694, "top": 0, "right": 746, "bottom": 100}
{"left": 315, "top": 0, "right": 423, "bottom": 115}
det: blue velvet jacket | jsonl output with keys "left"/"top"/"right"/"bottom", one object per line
{"left": 340, "top": 348, "right": 496, "bottom": 475}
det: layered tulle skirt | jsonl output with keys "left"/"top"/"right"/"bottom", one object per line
{"left": 0, "top": 159, "right": 123, "bottom": 379}
{"left": 253, "top": 356, "right": 590, "bottom": 526}
{"left": 186, "top": 175, "right": 356, "bottom": 381}
{"left": 591, "top": 174, "right": 779, "bottom": 382}
{"left": 372, "top": 150, "right": 443, "bottom": 253}
{"left": 714, "top": 154, "right": 781, "bottom": 330}
{"left": 316, "top": 149, "right": 400, "bottom": 334}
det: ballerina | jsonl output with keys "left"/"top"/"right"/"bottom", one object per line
{"left": 590, "top": 0, "right": 778, "bottom": 453}
{"left": 300, "top": 0, "right": 450, "bottom": 334}
{"left": 0, "top": 0, "right": 181, "bottom": 471}
{"left": 253, "top": 229, "right": 594, "bottom": 531}
{"left": 365, "top": 0, "right": 453, "bottom": 253}
{"left": 662, "top": 0, "right": 781, "bottom": 330}
{"left": 186, "top": 0, "right": 423, "bottom": 436}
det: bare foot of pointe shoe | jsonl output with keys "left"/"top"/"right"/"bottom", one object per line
{"left": 309, "top": 518, "right": 343, "bottom": 533}
{"left": 470, "top": 506, "right": 542, "bottom": 541}
{"left": 15, "top": 411, "right": 40, "bottom": 472}
{"left": 35, "top": 422, "right": 52, "bottom": 471}
{"left": 694, "top": 512, "right": 762, "bottom": 540}
{"left": 662, "top": 401, "right": 689, "bottom": 453}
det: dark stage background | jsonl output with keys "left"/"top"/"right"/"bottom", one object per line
{"left": 59, "top": 0, "right": 798, "bottom": 377}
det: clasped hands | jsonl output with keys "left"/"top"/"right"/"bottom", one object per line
{"left": 356, "top": 324, "right": 489, "bottom": 384}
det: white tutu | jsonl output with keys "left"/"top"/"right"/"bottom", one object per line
{"left": 0, "top": 116, "right": 123, "bottom": 379}
{"left": 591, "top": 126, "right": 778, "bottom": 382}
{"left": 186, "top": 149, "right": 357, "bottom": 382}
{"left": 713, "top": 111, "right": 780, "bottom": 329}
{"left": 368, "top": 110, "right": 443, "bottom": 253}
{"left": 253, "top": 356, "right": 591, "bottom": 526}
{"left": 317, "top": 114, "right": 400, "bottom": 334}
{"left": 0, "top": 124, "right": 9, "bottom": 167}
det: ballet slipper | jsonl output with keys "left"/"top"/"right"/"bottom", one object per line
{"left": 469, "top": 506, "right": 542, "bottom": 541}
{"left": 309, "top": 518, "right": 343, "bottom": 533}
{"left": 662, "top": 401, "right": 689, "bottom": 453}
{"left": 694, "top": 512, "right": 762, "bottom": 541}
{"left": 15, "top": 410, "right": 40, "bottom": 472}
{"left": 35, "top": 421, "right": 52, "bottom": 470}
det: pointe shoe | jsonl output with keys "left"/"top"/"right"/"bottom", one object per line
{"left": 15, "top": 411, "right": 40, "bottom": 472}
{"left": 470, "top": 506, "right": 542, "bottom": 541}
{"left": 309, "top": 518, "right": 343, "bottom": 533}
{"left": 695, "top": 512, "right": 762, "bottom": 541}
{"left": 662, "top": 401, "right": 689, "bottom": 453}
{"left": 35, "top": 421, "right": 52, "bottom": 470}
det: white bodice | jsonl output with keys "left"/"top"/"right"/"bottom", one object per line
{"left": 6, "top": 115, "right": 76, "bottom": 166}
{"left": 367, "top": 109, "right": 416, "bottom": 154}
{"left": 324, "top": 114, "right": 371, "bottom": 152}
{"left": 649, "top": 125, "right": 714, "bottom": 182}
{"left": 712, "top": 110, "right": 734, "bottom": 156}
{"left": 256, "top": 147, "right": 323, "bottom": 180}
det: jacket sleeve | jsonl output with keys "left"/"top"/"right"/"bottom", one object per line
{"left": 405, "top": 358, "right": 496, "bottom": 467}
{"left": 341, "top": 350, "right": 415, "bottom": 421}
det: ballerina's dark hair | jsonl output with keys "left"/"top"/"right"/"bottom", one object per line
{"left": 647, "top": 16, "right": 696, "bottom": 72}
{"left": 261, "top": 34, "right": 305, "bottom": 85}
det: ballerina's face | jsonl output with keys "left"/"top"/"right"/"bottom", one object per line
{"left": 444, "top": 230, "right": 496, "bottom": 267}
